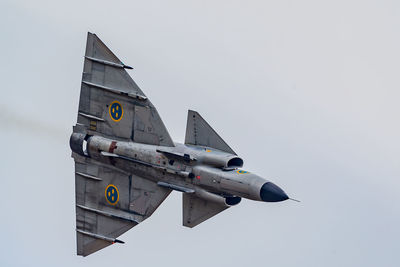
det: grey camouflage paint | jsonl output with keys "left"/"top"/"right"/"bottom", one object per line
{"left": 70, "top": 33, "right": 289, "bottom": 257}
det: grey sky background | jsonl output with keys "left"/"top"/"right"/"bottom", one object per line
{"left": 1, "top": 0, "right": 399, "bottom": 266}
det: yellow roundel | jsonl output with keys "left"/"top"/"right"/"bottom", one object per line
{"left": 236, "top": 170, "right": 249, "bottom": 174}
{"left": 109, "top": 101, "right": 123, "bottom": 122}
{"left": 105, "top": 184, "right": 119, "bottom": 205}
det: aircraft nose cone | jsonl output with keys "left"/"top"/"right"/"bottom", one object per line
{"left": 260, "top": 182, "right": 289, "bottom": 202}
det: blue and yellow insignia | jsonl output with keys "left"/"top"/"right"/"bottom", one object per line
{"left": 105, "top": 184, "right": 119, "bottom": 205}
{"left": 109, "top": 101, "right": 123, "bottom": 122}
{"left": 236, "top": 170, "right": 249, "bottom": 174}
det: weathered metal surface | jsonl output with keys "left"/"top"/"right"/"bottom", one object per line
{"left": 71, "top": 32, "right": 289, "bottom": 257}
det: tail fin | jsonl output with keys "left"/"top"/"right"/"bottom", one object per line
{"left": 76, "top": 32, "right": 174, "bottom": 146}
{"left": 185, "top": 110, "right": 236, "bottom": 155}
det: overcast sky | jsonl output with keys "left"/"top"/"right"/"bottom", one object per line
{"left": 1, "top": 1, "right": 399, "bottom": 266}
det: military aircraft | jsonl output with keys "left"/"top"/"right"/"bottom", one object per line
{"left": 70, "top": 32, "right": 290, "bottom": 256}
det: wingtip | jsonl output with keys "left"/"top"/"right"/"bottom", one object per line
{"left": 87, "top": 32, "right": 99, "bottom": 39}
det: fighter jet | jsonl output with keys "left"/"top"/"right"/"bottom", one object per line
{"left": 70, "top": 32, "right": 290, "bottom": 256}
